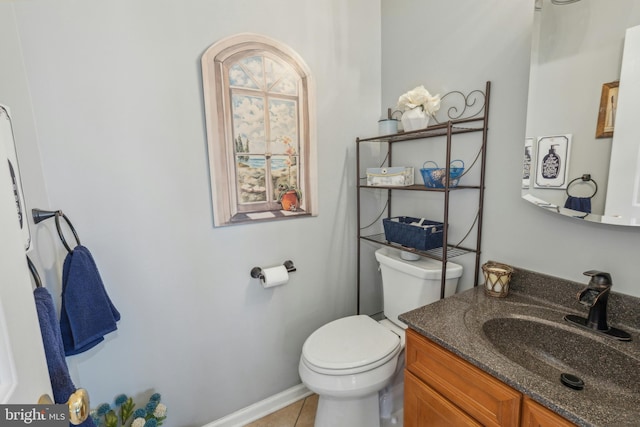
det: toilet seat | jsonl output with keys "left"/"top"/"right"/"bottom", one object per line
{"left": 302, "top": 315, "right": 401, "bottom": 376}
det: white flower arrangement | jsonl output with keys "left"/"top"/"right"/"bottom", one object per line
{"left": 153, "top": 404, "right": 167, "bottom": 418}
{"left": 397, "top": 85, "right": 441, "bottom": 117}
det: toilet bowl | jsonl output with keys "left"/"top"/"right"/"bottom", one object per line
{"left": 299, "top": 247, "right": 463, "bottom": 427}
{"left": 299, "top": 315, "right": 403, "bottom": 427}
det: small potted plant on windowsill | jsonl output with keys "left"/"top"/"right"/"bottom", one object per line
{"left": 277, "top": 184, "right": 302, "bottom": 211}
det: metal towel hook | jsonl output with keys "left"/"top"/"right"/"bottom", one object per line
{"left": 32, "top": 208, "right": 81, "bottom": 253}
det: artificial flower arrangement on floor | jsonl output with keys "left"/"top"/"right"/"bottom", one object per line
{"left": 92, "top": 393, "right": 167, "bottom": 427}
{"left": 397, "top": 85, "right": 441, "bottom": 132}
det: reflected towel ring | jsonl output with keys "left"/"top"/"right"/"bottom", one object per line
{"left": 32, "top": 208, "right": 81, "bottom": 253}
{"left": 566, "top": 174, "right": 598, "bottom": 199}
{"left": 26, "top": 255, "right": 42, "bottom": 288}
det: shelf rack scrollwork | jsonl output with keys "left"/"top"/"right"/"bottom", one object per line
{"left": 432, "top": 89, "right": 487, "bottom": 124}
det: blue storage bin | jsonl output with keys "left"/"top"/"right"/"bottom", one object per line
{"left": 382, "top": 216, "right": 444, "bottom": 251}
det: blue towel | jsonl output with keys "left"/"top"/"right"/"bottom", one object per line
{"left": 59, "top": 245, "right": 120, "bottom": 356}
{"left": 34, "top": 287, "right": 96, "bottom": 427}
{"left": 564, "top": 196, "right": 591, "bottom": 214}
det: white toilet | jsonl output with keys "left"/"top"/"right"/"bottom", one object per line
{"left": 299, "top": 247, "right": 463, "bottom": 427}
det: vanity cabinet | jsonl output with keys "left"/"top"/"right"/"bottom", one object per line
{"left": 405, "top": 329, "right": 577, "bottom": 427}
{"left": 521, "top": 397, "right": 576, "bottom": 427}
{"left": 356, "top": 82, "right": 491, "bottom": 308}
{"left": 405, "top": 370, "right": 481, "bottom": 427}
{"left": 405, "top": 328, "right": 520, "bottom": 427}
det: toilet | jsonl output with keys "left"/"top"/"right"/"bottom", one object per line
{"left": 299, "top": 247, "right": 463, "bottom": 427}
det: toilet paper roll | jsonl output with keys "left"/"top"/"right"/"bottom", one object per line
{"left": 261, "top": 265, "right": 289, "bottom": 288}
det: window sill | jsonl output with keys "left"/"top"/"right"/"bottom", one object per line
{"left": 230, "top": 209, "right": 310, "bottom": 224}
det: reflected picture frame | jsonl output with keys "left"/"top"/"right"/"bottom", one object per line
{"left": 522, "top": 137, "right": 534, "bottom": 189}
{"left": 595, "top": 81, "right": 619, "bottom": 138}
{"left": 534, "top": 134, "right": 572, "bottom": 189}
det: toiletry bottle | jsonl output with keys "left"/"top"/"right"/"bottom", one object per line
{"left": 542, "top": 144, "right": 560, "bottom": 179}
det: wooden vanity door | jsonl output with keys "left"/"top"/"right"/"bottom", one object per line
{"left": 521, "top": 397, "right": 577, "bottom": 427}
{"left": 405, "top": 370, "right": 482, "bottom": 427}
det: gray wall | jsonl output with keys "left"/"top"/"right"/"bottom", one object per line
{"left": 382, "top": 0, "right": 640, "bottom": 298}
{"left": 1, "top": 1, "right": 380, "bottom": 425}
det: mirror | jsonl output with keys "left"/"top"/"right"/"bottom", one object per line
{"left": 523, "top": 0, "right": 640, "bottom": 226}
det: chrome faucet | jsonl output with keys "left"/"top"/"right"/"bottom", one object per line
{"left": 564, "top": 270, "right": 632, "bottom": 341}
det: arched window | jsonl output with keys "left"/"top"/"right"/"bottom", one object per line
{"left": 202, "top": 34, "right": 317, "bottom": 226}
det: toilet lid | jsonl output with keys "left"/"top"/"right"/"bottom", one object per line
{"left": 302, "top": 315, "right": 401, "bottom": 374}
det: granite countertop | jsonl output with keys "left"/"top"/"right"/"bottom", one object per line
{"left": 398, "top": 265, "right": 640, "bottom": 427}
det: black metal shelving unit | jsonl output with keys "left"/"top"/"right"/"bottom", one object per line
{"left": 356, "top": 81, "right": 491, "bottom": 313}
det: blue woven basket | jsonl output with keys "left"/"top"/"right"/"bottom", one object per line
{"left": 382, "top": 216, "right": 444, "bottom": 251}
{"left": 420, "top": 160, "right": 465, "bottom": 188}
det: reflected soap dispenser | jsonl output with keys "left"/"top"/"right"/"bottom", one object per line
{"left": 542, "top": 144, "right": 560, "bottom": 179}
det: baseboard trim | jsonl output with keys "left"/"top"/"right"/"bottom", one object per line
{"left": 202, "top": 384, "right": 312, "bottom": 427}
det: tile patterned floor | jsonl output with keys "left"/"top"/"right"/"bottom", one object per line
{"left": 243, "top": 394, "right": 318, "bottom": 427}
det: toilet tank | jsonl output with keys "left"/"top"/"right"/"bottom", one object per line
{"left": 374, "top": 247, "right": 463, "bottom": 328}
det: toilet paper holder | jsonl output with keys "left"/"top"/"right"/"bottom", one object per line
{"left": 250, "top": 260, "right": 296, "bottom": 280}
